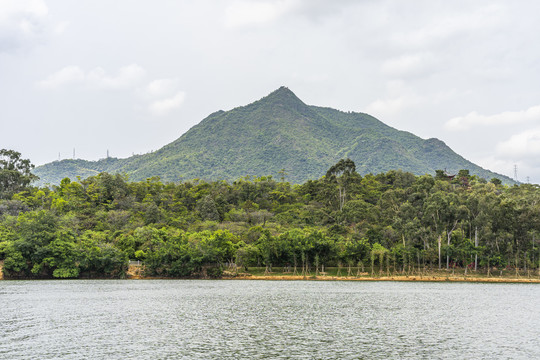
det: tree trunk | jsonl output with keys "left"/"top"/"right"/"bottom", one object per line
{"left": 446, "top": 231, "right": 451, "bottom": 270}
{"left": 515, "top": 252, "right": 519, "bottom": 278}
{"left": 438, "top": 235, "right": 442, "bottom": 270}
{"left": 446, "top": 221, "right": 458, "bottom": 270}
{"left": 338, "top": 187, "right": 346, "bottom": 212}
{"left": 474, "top": 226, "right": 478, "bottom": 272}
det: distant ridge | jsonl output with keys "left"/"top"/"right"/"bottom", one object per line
{"left": 34, "top": 86, "right": 514, "bottom": 185}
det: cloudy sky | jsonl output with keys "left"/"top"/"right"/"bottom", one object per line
{"left": 1, "top": 0, "right": 540, "bottom": 183}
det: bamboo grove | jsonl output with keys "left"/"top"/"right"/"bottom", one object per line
{"left": 1, "top": 155, "right": 539, "bottom": 279}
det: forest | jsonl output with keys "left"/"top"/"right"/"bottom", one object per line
{"left": 1, "top": 150, "right": 539, "bottom": 279}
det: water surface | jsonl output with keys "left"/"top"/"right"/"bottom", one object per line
{"left": 0, "top": 280, "right": 538, "bottom": 359}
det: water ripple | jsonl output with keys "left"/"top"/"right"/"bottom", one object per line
{"left": 0, "top": 280, "right": 538, "bottom": 359}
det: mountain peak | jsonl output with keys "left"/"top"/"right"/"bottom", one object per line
{"left": 273, "top": 86, "right": 296, "bottom": 96}
{"left": 259, "top": 86, "right": 306, "bottom": 107}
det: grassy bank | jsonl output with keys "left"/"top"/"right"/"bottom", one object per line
{"left": 231, "top": 274, "right": 540, "bottom": 283}
{"left": 124, "top": 265, "right": 540, "bottom": 283}
{"left": 3, "top": 264, "right": 538, "bottom": 283}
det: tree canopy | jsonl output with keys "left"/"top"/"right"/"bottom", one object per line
{"left": 0, "top": 149, "right": 38, "bottom": 199}
{"left": 0, "top": 157, "right": 539, "bottom": 279}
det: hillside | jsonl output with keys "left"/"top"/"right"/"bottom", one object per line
{"left": 33, "top": 87, "right": 514, "bottom": 185}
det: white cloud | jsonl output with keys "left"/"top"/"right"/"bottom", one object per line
{"left": 366, "top": 97, "right": 407, "bottom": 117}
{"left": 365, "top": 82, "right": 425, "bottom": 118}
{"left": 37, "top": 64, "right": 146, "bottom": 90}
{"left": 0, "top": 0, "right": 48, "bottom": 25}
{"left": 223, "top": 0, "right": 360, "bottom": 27}
{"left": 53, "top": 21, "right": 69, "bottom": 35}
{"left": 149, "top": 91, "right": 186, "bottom": 116}
{"left": 87, "top": 64, "right": 146, "bottom": 90}
{"left": 381, "top": 52, "right": 436, "bottom": 78}
{"left": 38, "top": 64, "right": 184, "bottom": 117}
{"left": 141, "top": 78, "right": 185, "bottom": 116}
{"left": 0, "top": 0, "right": 49, "bottom": 51}
{"left": 224, "top": 0, "right": 299, "bottom": 27}
{"left": 444, "top": 105, "right": 540, "bottom": 131}
{"left": 496, "top": 128, "right": 540, "bottom": 159}
{"left": 146, "top": 78, "right": 179, "bottom": 97}
{"left": 475, "top": 155, "right": 514, "bottom": 180}
{"left": 476, "top": 146, "right": 540, "bottom": 184}
{"left": 391, "top": 4, "right": 504, "bottom": 49}
{"left": 37, "top": 65, "right": 85, "bottom": 89}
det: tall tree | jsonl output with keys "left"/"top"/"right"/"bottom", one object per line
{"left": 325, "top": 158, "right": 360, "bottom": 212}
{"left": 0, "top": 149, "right": 38, "bottom": 199}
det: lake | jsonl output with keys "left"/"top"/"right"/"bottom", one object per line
{"left": 0, "top": 280, "right": 538, "bottom": 359}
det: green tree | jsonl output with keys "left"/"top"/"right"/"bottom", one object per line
{"left": 0, "top": 149, "right": 38, "bottom": 199}
{"left": 325, "top": 158, "right": 359, "bottom": 212}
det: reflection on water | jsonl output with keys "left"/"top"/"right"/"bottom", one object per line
{"left": 0, "top": 280, "right": 538, "bottom": 359}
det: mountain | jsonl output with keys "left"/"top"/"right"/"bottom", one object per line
{"left": 33, "top": 86, "right": 514, "bottom": 185}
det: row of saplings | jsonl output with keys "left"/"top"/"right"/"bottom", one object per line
{"left": 137, "top": 238, "right": 526, "bottom": 279}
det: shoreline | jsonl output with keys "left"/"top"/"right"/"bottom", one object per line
{"left": 1, "top": 275, "right": 538, "bottom": 283}
{"left": 225, "top": 274, "right": 540, "bottom": 283}
{"left": 1, "top": 262, "right": 538, "bottom": 283}
{"left": 125, "top": 269, "right": 540, "bottom": 283}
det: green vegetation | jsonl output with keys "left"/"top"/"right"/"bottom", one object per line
{"left": 33, "top": 87, "right": 513, "bottom": 185}
{"left": 1, "top": 154, "right": 538, "bottom": 279}
{"left": 1, "top": 149, "right": 38, "bottom": 200}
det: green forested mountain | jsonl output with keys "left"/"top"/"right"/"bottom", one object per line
{"left": 33, "top": 87, "right": 513, "bottom": 185}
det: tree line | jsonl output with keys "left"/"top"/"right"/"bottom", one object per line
{"left": 1, "top": 150, "right": 539, "bottom": 278}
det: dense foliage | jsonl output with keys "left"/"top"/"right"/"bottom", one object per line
{"left": 1, "top": 159, "right": 538, "bottom": 279}
{"left": 33, "top": 87, "right": 513, "bottom": 185}
{"left": 0, "top": 149, "right": 38, "bottom": 200}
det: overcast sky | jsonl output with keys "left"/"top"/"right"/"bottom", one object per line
{"left": 1, "top": 0, "right": 540, "bottom": 183}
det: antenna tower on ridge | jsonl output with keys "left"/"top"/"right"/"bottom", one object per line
{"left": 514, "top": 164, "right": 518, "bottom": 181}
